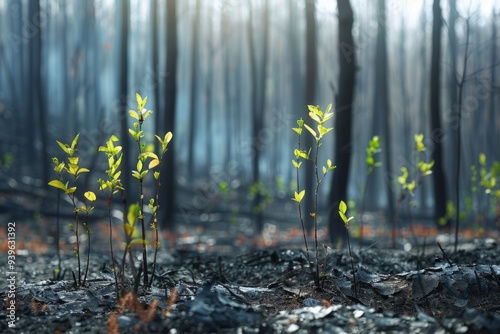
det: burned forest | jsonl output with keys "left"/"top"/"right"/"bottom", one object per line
{"left": 1, "top": 0, "right": 500, "bottom": 333}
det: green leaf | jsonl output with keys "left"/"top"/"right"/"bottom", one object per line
{"left": 292, "top": 190, "right": 305, "bottom": 203}
{"left": 77, "top": 167, "right": 90, "bottom": 174}
{"left": 129, "top": 110, "right": 140, "bottom": 121}
{"left": 307, "top": 105, "right": 322, "bottom": 118}
{"left": 323, "top": 112, "right": 334, "bottom": 123}
{"left": 479, "top": 153, "right": 486, "bottom": 166}
{"left": 303, "top": 124, "right": 317, "bottom": 140}
{"left": 56, "top": 140, "right": 70, "bottom": 154}
{"left": 322, "top": 166, "right": 327, "bottom": 175}
{"left": 149, "top": 159, "right": 160, "bottom": 169}
{"left": 338, "top": 200, "right": 354, "bottom": 226}
{"left": 143, "top": 109, "right": 153, "bottom": 120}
{"left": 154, "top": 171, "right": 160, "bottom": 180}
{"left": 136, "top": 93, "right": 143, "bottom": 107}
{"left": 339, "top": 200, "right": 347, "bottom": 214}
{"left": 292, "top": 160, "right": 302, "bottom": 169}
{"left": 143, "top": 152, "right": 159, "bottom": 160}
{"left": 54, "top": 162, "right": 65, "bottom": 173}
{"left": 70, "top": 133, "right": 80, "bottom": 150}
{"left": 325, "top": 103, "right": 332, "bottom": 115}
{"left": 48, "top": 180, "right": 67, "bottom": 191}
{"left": 318, "top": 124, "right": 333, "bottom": 137}
{"left": 308, "top": 111, "right": 322, "bottom": 123}
{"left": 292, "top": 127, "right": 302, "bottom": 135}
{"left": 68, "top": 156, "right": 79, "bottom": 165}
{"left": 164, "top": 131, "right": 173, "bottom": 144}
{"left": 398, "top": 167, "right": 408, "bottom": 185}
{"left": 84, "top": 191, "right": 96, "bottom": 202}
{"left": 67, "top": 164, "right": 79, "bottom": 175}
{"left": 414, "top": 133, "right": 425, "bottom": 152}
{"left": 137, "top": 159, "right": 143, "bottom": 172}
{"left": 66, "top": 186, "right": 77, "bottom": 194}
{"left": 297, "top": 118, "right": 304, "bottom": 127}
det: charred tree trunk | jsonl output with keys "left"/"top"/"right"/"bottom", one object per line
{"left": 429, "top": 0, "right": 449, "bottom": 228}
{"left": 31, "top": 0, "right": 49, "bottom": 187}
{"left": 446, "top": 0, "right": 458, "bottom": 208}
{"left": 368, "top": 0, "right": 394, "bottom": 229}
{"left": 118, "top": 0, "right": 131, "bottom": 205}
{"left": 160, "top": 0, "right": 178, "bottom": 230}
{"left": 329, "top": 0, "right": 355, "bottom": 245}
{"left": 304, "top": 0, "right": 316, "bottom": 232}
{"left": 248, "top": 0, "right": 269, "bottom": 232}
{"left": 187, "top": 0, "right": 201, "bottom": 177}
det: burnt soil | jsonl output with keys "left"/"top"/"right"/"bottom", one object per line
{"left": 1, "top": 233, "right": 500, "bottom": 333}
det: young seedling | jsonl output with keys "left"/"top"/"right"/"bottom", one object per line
{"left": 50, "top": 158, "right": 64, "bottom": 280}
{"left": 394, "top": 133, "right": 434, "bottom": 248}
{"left": 129, "top": 93, "right": 172, "bottom": 289}
{"left": 359, "top": 135, "right": 382, "bottom": 244}
{"left": 80, "top": 191, "right": 96, "bottom": 285}
{"left": 148, "top": 130, "right": 173, "bottom": 287}
{"left": 48, "top": 134, "right": 95, "bottom": 287}
{"left": 338, "top": 200, "right": 357, "bottom": 297}
{"left": 292, "top": 104, "right": 336, "bottom": 287}
{"left": 98, "top": 135, "right": 125, "bottom": 298}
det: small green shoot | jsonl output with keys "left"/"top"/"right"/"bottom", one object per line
{"left": 394, "top": 133, "right": 434, "bottom": 248}
{"left": 338, "top": 200, "right": 357, "bottom": 297}
{"left": 292, "top": 104, "right": 336, "bottom": 287}
{"left": 48, "top": 134, "right": 92, "bottom": 287}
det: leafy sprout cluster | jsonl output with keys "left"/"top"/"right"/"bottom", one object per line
{"left": 292, "top": 104, "right": 336, "bottom": 287}
{"left": 48, "top": 93, "right": 172, "bottom": 298}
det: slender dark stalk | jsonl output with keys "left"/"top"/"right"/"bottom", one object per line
{"left": 107, "top": 200, "right": 120, "bottom": 299}
{"left": 69, "top": 193, "right": 82, "bottom": 286}
{"left": 149, "top": 172, "right": 162, "bottom": 288}
{"left": 82, "top": 216, "right": 91, "bottom": 285}
{"left": 120, "top": 191, "right": 136, "bottom": 285}
{"left": 295, "top": 135, "right": 310, "bottom": 264}
{"left": 139, "top": 179, "right": 149, "bottom": 287}
{"left": 345, "top": 227, "right": 357, "bottom": 297}
{"left": 454, "top": 19, "right": 470, "bottom": 253}
{"left": 134, "top": 120, "right": 149, "bottom": 287}
{"left": 358, "top": 175, "right": 369, "bottom": 245}
{"left": 313, "top": 142, "right": 321, "bottom": 286}
{"left": 393, "top": 193, "right": 404, "bottom": 249}
{"left": 55, "top": 191, "right": 62, "bottom": 279}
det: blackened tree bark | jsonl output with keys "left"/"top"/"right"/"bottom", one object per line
{"left": 328, "top": 0, "right": 355, "bottom": 245}
{"left": 490, "top": 11, "right": 498, "bottom": 159}
{"left": 118, "top": 0, "right": 131, "bottom": 205}
{"left": 160, "top": 0, "right": 178, "bottom": 230}
{"left": 187, "top": 0, "right": 201, "bottom": 177}
{"left": 371, "top": 0, "right": 394, "bottom": 229}
{"left": 152, "top": 0, "right": 161, "bottom": 151}
{"left": 446, "top": 0, "right": 458, "bottom": 206}
{"left": 430, "top": 0, "right": 449, "bottom": 228}
{"left": 29, "top": 0, "right": 49, "bottom": 187}
{"left": 248, "top": 0, "right": 269, "bottom": 232}
{"left": 304, "top": 0, "right": 316, "bottom": 232}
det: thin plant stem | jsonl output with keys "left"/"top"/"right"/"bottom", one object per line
{"left": 149, "top": 170, "right": 162, "bottom": 288}
{"left": 313, "top": 141, "right": 321, "bottom": 286}
{"left": 107, "top": 201, "right": 120, "bottom": 299}
{"left": 56, "top": 191, "right": 62, "bottom": 279}
{"left": 345, "top": 227, "right": 357, "bottom": 297}
{"left": 82, "top": 213, "right": 91, "bottom": 285}
{"left": 295, "top": 135, "right": 310, "bottom": 264}
{"left": 69, "top": 192, "right": 82, "bottom": 286}
{"left": 359, "top": 175, "right": 369, "bottom": 245}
